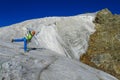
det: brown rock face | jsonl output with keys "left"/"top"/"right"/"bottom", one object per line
{"left": 80, "top": 8, "right": 120, "bottom": 79}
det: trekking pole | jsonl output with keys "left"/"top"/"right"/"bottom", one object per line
{"left": 33, "top": 35, "right": 39, "bottom": 45}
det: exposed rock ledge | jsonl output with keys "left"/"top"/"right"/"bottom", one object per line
{"left": 81, "top": 8, "right": 120, "bottom": 79}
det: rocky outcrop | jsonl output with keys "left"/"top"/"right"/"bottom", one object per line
{"left": 81, "top": 8, "right": 120, "bottom": 79}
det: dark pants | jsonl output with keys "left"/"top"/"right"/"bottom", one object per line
{"left": 12, "top": 37, "right": 27, "bottom": 52}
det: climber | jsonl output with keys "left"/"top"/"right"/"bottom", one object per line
{"left": 11, "top": 30, "right": 36, "bottom": 52}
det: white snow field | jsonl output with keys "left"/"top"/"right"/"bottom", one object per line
{"left": 0, "top": 13, "right": 118, "bottom": 80}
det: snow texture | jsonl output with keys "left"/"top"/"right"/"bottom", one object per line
{"left": 0, "top": 13, "right": 118, "bottom": 80}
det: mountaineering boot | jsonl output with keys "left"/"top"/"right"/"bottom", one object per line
{"left": 24, "top": 48, "right": 30, "bottom": 53}
{"left": 11, "top": 39, "right": 14, "bottom": 43}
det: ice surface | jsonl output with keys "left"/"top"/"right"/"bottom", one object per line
{"left": 0, "top": 13, "right": 118, "bottom": 80}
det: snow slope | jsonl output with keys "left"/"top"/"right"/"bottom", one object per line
{"left": 0, "top": 13, "right": 118, "bottom": 80}
{"left": 0, "top": 13, "right": 96, "bottom": 60}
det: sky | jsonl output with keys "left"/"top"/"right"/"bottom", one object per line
{"left": 0, "top": 0, "right": 120, "bottom": 27}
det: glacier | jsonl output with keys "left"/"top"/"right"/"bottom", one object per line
{"left": 0, "top": 13, "right": 118, "bottom": 80}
